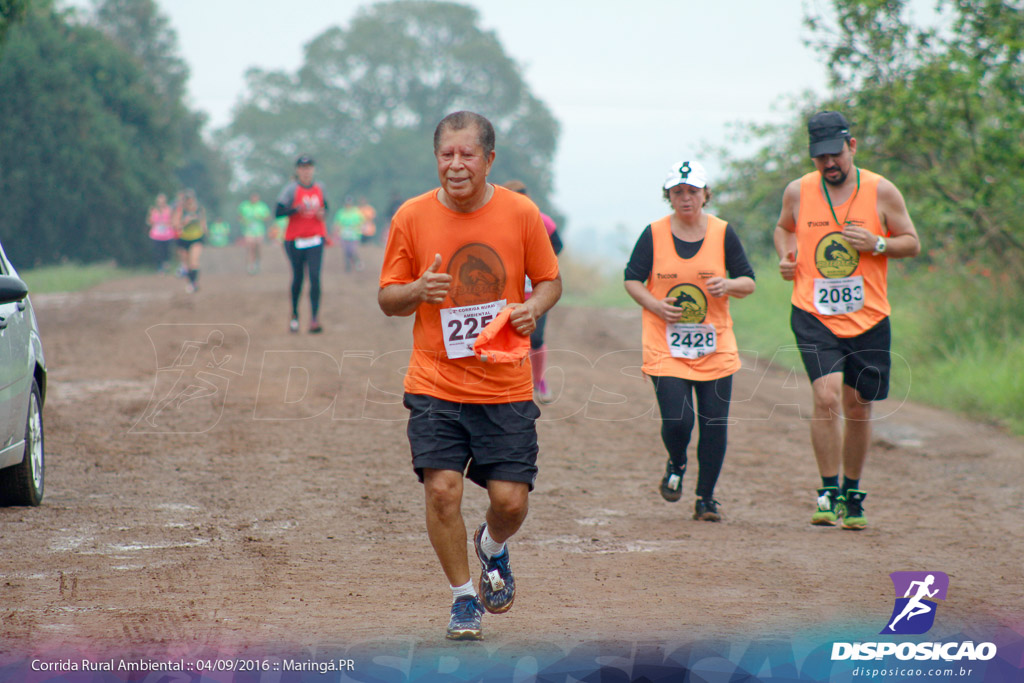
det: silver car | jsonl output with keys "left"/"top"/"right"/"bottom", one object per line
{"left": 0, "top": 240, "right": 46, "bottom": 506}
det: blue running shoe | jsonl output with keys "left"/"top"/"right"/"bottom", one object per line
{"left": 446, "top": 595, "right": 484, "bottom": 641}
{"left": 473, "top": 523, "right": 516, "bottom": 614}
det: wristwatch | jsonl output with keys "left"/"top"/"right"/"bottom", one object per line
{"left": 873, "top": 236, "right": 888, "bottom": 255}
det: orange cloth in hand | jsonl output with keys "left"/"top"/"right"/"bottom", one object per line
{"left": 473, "top": 307, "right": 530, "bottom": 364}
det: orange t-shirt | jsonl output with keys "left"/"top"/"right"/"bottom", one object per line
{"left": 640, "top": 215, "right": 740, "bottom": 381}
{"left": 379, "top": 185, "right": 560, "bottom": 403}
{"left": 792, "top": 169, "right": 890, "bottom": 337}
{"left": 360, "top": 204, "right": 376, "bottom": 237}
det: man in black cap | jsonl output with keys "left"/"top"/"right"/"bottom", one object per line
{"left": 773, "top": 111, "right": 921, "bottom": 530}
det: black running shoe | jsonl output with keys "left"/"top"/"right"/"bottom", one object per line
{"left": 659, "top": 460, "right": 686, "bottom": 502}
{"left": 693, "top": 497, "right": 722, "bottom": 522}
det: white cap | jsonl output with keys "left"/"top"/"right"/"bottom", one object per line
{"left": 663, "top": 161, "right": 708, "bottom": 190}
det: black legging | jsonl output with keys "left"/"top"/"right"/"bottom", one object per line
{"left": 284, "top": 241, "right": 323, "bottom": 319}
{"left": 651, "top": 374, "right": 733, "bottom": 500}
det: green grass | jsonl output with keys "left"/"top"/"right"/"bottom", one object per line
{"left": 907, "top": 334, "right": 1024, "bottom": 434}
{"left": 561, "top": 252, "right": 1024, "bottom": 436}
{"left": 888, "top": 258, "right": 1024, "bottom": 435}
{"left": 19, "top": 262, "right": 147, "bottom": 294}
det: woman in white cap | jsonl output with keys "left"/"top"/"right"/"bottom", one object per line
{"left": 623, "top": 161, "right": 756, "bottom": 521}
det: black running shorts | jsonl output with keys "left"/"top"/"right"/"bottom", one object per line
{"left": 403, "top": 393, "right": 540, "bottom": 490}
{"left": 790, "top": 306, "right": 891, "bottom": 401}
{"left": 177, "top": 236, "right": 205, "bottom": 249}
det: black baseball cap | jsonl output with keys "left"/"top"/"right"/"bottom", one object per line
{"left": 808, "top": 111, "right": 851, "bottom": 157}
{"left": 295, "top": 155, "right": 315, "bottom": 166}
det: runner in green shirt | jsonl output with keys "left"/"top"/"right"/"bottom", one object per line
{"left": 209, "top": 220, "right": 232, "bottom": 247}
{"left": 238, "top": 192, "right": 272, "bottom": 274}
{"left": 333, "top": 197, "right": 365, "bottom": 272}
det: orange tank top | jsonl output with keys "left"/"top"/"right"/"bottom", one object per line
{"left": 641, "top": 214, "right": 739, "bottom": 381}
{"left": 792, "top": 169, "right": 890, "bottom": 337}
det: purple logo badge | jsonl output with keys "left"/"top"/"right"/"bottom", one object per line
{"left": 881, "top": 571, "right": 949, "bottom": 635}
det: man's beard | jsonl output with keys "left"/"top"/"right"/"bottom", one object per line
{"left": 823, "top": 167, "right": 849, "bottom": 186}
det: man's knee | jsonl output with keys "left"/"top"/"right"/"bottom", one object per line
{"left": 812, "top": 386, "right": 842, "bottom": 417}
{"left": 495, "top": 496, "right": 528, "bottom": 522}
{"left": 843, "top": 396, "right": 872, "bottom": 421}
{"left": 488, "top": 481, "right": 529, "bottom": 521}
{"left": 424, "top": 471, "right": 463, "bottom": 516}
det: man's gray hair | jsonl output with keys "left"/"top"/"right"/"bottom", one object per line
{"left": 434, "top": 111, "right": 495, "bottom": 156}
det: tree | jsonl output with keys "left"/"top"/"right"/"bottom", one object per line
{"left": 221, "top": 0, "right": 559, "bottom": 221}
{"left": 88, "top": 0, "right": 231, "bottom": 218}
{"left": 808, "top": 0, "right": 1024, "bottom": 272}
{"left": 715, "top": 0, "right": 1024, "bottom": 277}
{"left": 0, "top": 2, "right": 178, "bottom": 266}
{"left": 91, "top": 0, "right": 186, "bottom": 102}
{"left": 0, "top": 0, "right": 29, "bottom": 46}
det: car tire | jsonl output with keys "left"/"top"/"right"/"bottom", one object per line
{"left": 0, "top": 379, "right": 44, "bottom": 506}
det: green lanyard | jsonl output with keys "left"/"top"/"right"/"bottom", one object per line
{"left": 821, "top": 168, "right": 860, "bottom": 228}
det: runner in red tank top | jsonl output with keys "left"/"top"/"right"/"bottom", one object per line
{"left": 275, "top": 156, "right": 329, "bottom": 333}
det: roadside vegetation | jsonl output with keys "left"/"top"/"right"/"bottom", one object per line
{"left": 19, "top": 262, "right": 146, "bottom": 294}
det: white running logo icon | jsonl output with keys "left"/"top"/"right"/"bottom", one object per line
{"left": 888, "top": 573, "right": 939, "bottom": 631}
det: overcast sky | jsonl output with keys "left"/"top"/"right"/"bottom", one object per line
{"left": 70, "top": 1, "right": 859, "bottom": 254}
{"left": 131, "top": 1, "right": 852, "bottom": 241}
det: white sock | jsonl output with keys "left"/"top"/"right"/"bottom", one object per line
{"left": 451, "top": 580, "right": 476, "bottom": 602}
{"left": 479, "top": 524, "right": 506, "bottom": 558}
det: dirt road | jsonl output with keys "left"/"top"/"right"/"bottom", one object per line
{"left": 2, "top": 244, "right": 1021, "bottom": 680}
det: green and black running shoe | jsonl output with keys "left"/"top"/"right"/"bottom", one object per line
{"left": 839, "top": 489, "right": 868, "bottom": 530}
{"left": 811, "top": 486, "right": 840, "bottom": 526}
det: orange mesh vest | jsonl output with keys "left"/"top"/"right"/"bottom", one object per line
{"left": 792, "top": 169, "right": 890, "bottom": 337}
{"left": 641, "top": 215, "right": 739, "bottom": 380}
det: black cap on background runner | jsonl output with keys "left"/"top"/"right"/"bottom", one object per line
{"left": 296, "top": 155, "right": 315, "bottom": 166}
{"left": 808, "top": 111, "right": 851, "bottom": 158}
